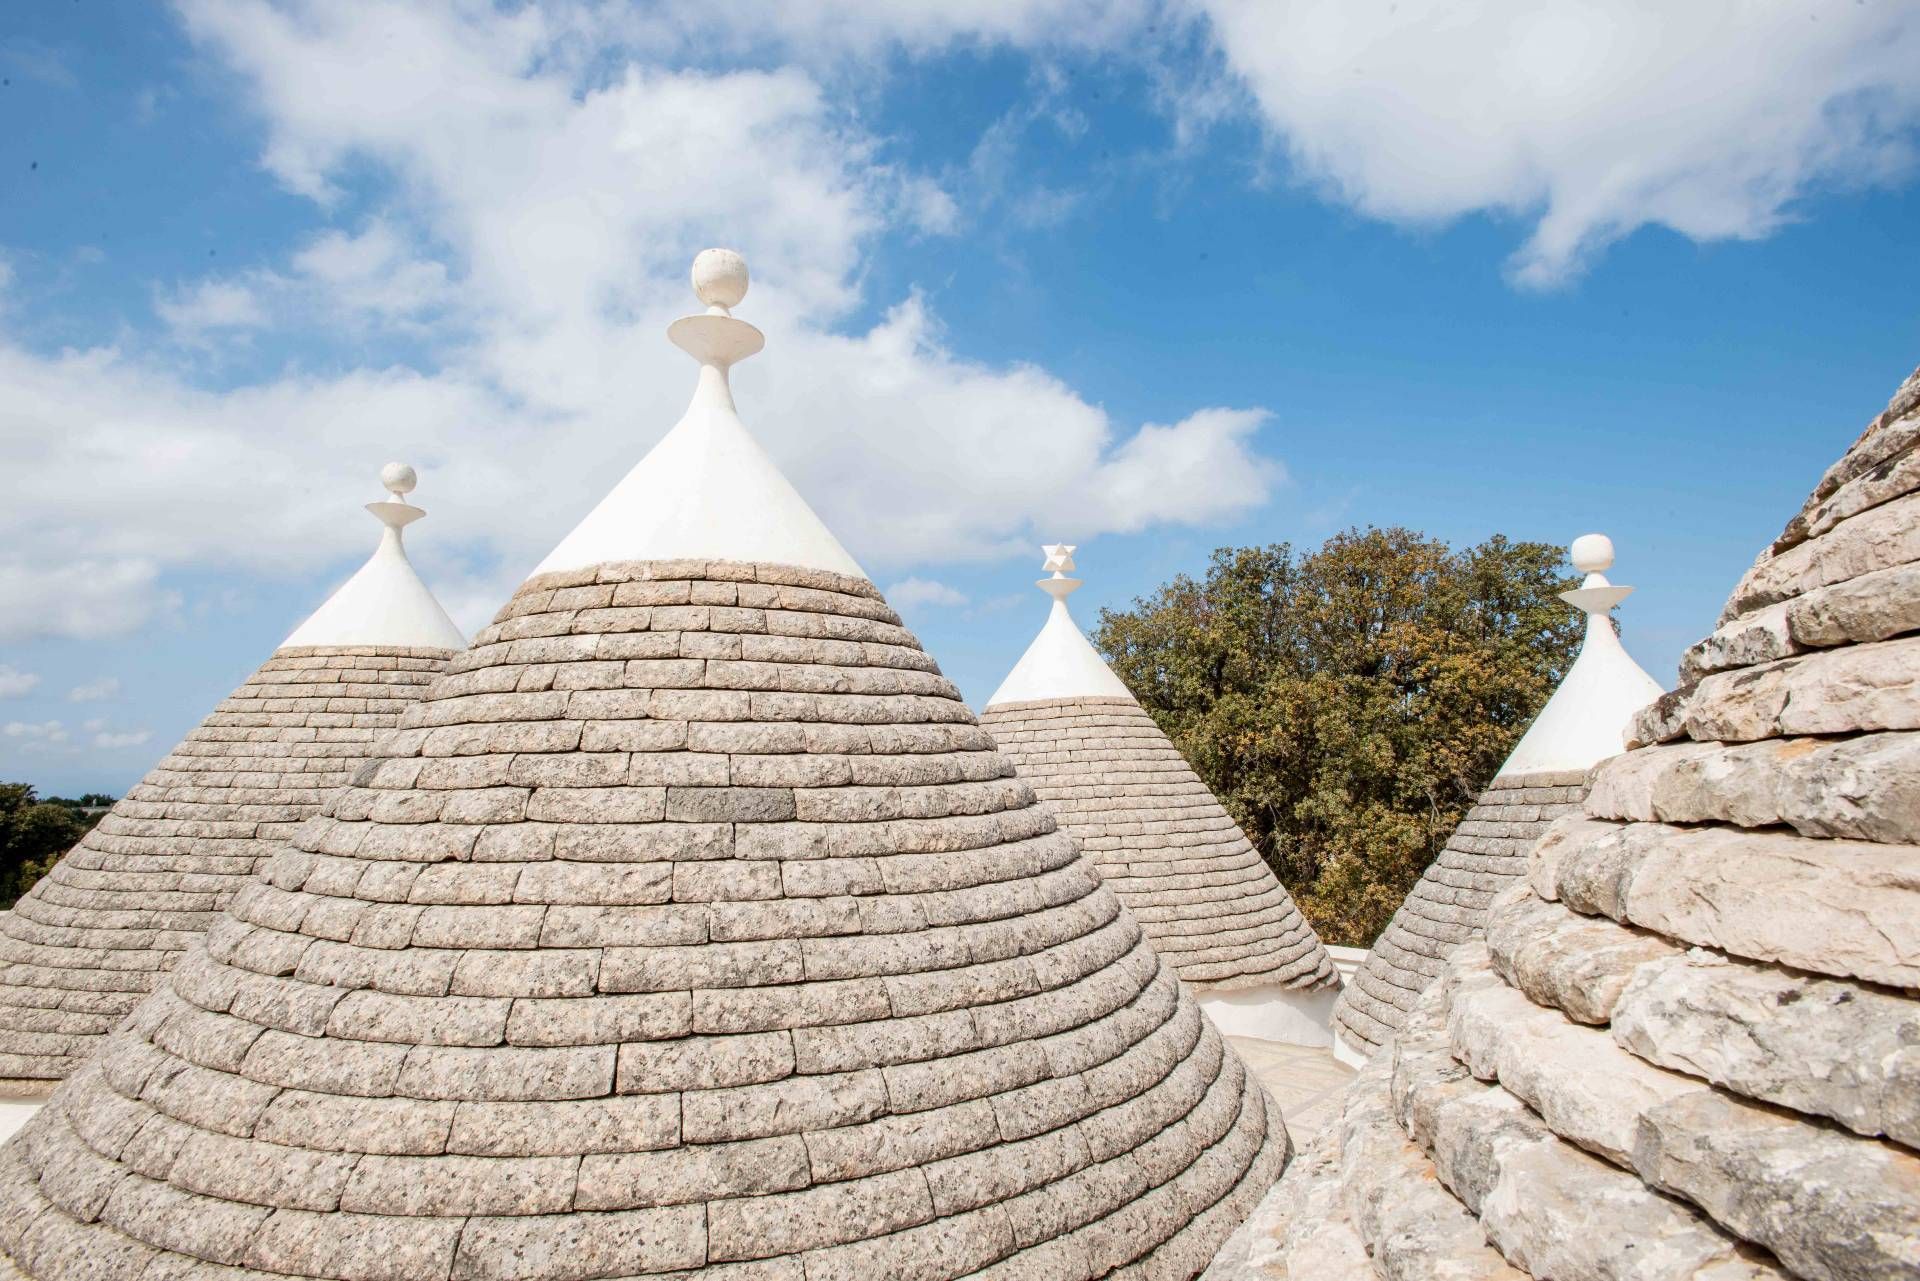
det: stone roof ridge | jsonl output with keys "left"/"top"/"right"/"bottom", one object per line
{"left": 986, "top": 542, "right": 1135, "bottom": 706}
{"left": 1498, "top": 533, "right": 1664, "bottom": 777}
{"left": 281, "top": 461, "right": 468, "bottom": 650}
{"left": 533, "top": 248, "right": 865, "bottom": 581}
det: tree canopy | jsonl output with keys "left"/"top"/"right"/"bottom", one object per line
{"left": 1, "top": 784, "right": 105, "bottom": 908}
{"left": 1094, "top": 527, "right": 1581, "bottom": 947}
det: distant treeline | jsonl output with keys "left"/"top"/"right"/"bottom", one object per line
{"left": 1, "top": 785, "right": 115, "bottom": 909}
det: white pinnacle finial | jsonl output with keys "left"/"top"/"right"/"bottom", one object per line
{"left": 691, "top": 248, "right": 750, "bottom": 315}
{"left": 380, "top": 461, "right": 418, "bottom": 502}
{"left": 1570, "top": 532, "right": 1614, "bottom": 574}
{"left": 1560, "top": 532, "right": 1631, "bottom": 615}
{"left": 1038, "top": 543, "right": 1082, "bottom": 602}
{"left": 1499, "top": 530, "right": 1663, "bottom": 774}
{"left": 368, "top": 461, "right": 425, "bottom": 532}
{"left": 670, "top": 249, "right": 764, "bottom": 378}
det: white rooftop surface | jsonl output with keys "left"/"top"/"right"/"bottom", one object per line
{"left": 281, "top": 463, "right": 467, "bottom": 651}
{"left": 1499, "top": 533, "right": 1666, "bottom": 777}
{"left": 534, "top": 250, "right": 865, "bottom": 581}
{"left": 986, "top": 545, "right": 1134, "bottom": 706}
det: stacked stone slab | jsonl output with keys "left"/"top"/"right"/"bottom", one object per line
{"left": 982, "top": 697, "right": 1337, "bottom": 1033}
{"left": 0, "top": 253, "right": 1286, "bottom": 1279}
{"left": 1209, "top": 366, "right": 1920, "bottom": 1281}
{"left": 0, "top": 648, "right": 453, "bottom": 1089}
{"left": 0, "top": 466, "right": 463, "bottom": 1100}
{"left": 1327, "top": 770, "right": 1586, "bottom": 1062}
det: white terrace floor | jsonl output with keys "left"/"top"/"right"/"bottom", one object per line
{"left": 1229, "top": 1036, "right": 1356, "bottom": 1147}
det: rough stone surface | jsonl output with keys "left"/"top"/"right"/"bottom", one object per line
{"left": 0, "top": 561, "right": 1285, "bottom": 1280}
{"left": 1482, "top": 883, "right": 1681, "bottom": 1025}
{"left": 1634, "top": 1090, "right": 1920, "bottom": 1281}
{"left": 1330, "top": 771, "right": 1586, "bottom": 1059}
{"left": 981, "top": 697, "right": 1334, "bottom": 994}
{"left": 1444, "top": 942, "right": 1700, "bottom": 1169}
{"left": 1541, "top": 819, "right": 1920, "bottom": 990}
{"left": 1584, "top": 731, "right": 1920, "bottom": 845}
{"left": 1393, "top": 984, "right": 1783, "bottom": 1281}
{"left": 1611, "top": 950, "right": 1920, "bottom": 1150}
{"left": 0, "top": 646, "right": 453, "bottom": 1087}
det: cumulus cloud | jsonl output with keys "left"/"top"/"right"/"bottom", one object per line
{"left": 0, "top": 0, "right": 1283, "bottom": 643}
{"left": 91, "top": 728, "right": 154, "bottom": 750}
{"left": 155, "top": 278, "right": 270, "bottom": 338}
{"left": 0, "top": 665, "right": 39, "bottom": 698}
{"left": 1192, "top": 0, "right": 1920, "bottom": 285}
{"left": 0, "top": 555, "right": 181, "bottom": 642}
{"left": 69, "top": 677, "right": 120, "bottom": 702}
{"left": 3, "top": 720, "right": 71, "bottom": 752}
{"left": 887, "top": 577, "right": 971, "bottom": 610}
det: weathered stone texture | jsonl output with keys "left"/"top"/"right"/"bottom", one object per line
{"left": 0, "top": 646, "right": 453, "bottom": 1088}
{"left": 1330, "top": 770, "right": 1587, "bottom": 1059}
{"left": 1584, "top": 732, "right": 1920, "bottom": 845}
{"left": 0, "top": 561, "right": 1284, "bottom": 1280}
{"left": 1610, "top": 951, "right": 1920, "bottom": 1149}
{"left": 981, "top": 696, "right": 1334, "bottom": 995}
{"left": 1539, "top": 818, "right": 1920, "bottom": 990}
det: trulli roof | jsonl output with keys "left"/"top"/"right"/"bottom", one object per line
{"left": 981, "top": 548, "right": 1335, "bottom": 996}
{"left": 0, "top": 468, "right": 462, "bottom": 1091}
{"left": 0, "top": 256, "right": 1286, "bottom": 1280}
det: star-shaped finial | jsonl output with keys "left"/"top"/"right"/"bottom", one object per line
{"left": 1042, "top": 543, "right": 1077, "bottom": 576}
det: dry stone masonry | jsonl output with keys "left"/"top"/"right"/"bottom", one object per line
{"left": 0, "top": 465, "right": 462, "bottom": 1097}
{"left": 0, "top": 254, "right": 1286, "bottom": 1279}
{"left": 980, "top": 697, "right": 1335, "bottom": 997}
{"left": 0, "top": 647, "right": 452, "bottom": 1090}
{"left": 1210, "top": 365, "right": 1920, "bottom": 1281}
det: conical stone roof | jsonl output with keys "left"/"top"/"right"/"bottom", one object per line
{"left": 1211, "top": 366, "right": 1920, "bottom": 1280}
{"left": 1329, "top": 534, "right": 1663, "bottom": 1064}
{"left": 0, "top": 253, "right": 1286, "bottom": 1280}
{"left": 0, "top": 466, "right": 462, "bottom": 1094}
{"left": 980, "top": 548, "right": 1337, "bottom": 1023}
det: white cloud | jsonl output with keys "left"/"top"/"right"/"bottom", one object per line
{"left": 155, "top": 278, "right": 270, "bottom": 338}
{"left": 290, "top": 221, "right": 452, "bottom": 323}
{"left": 91, "top": 728, "right": 153, "bottom": 750}
{"left": 0, "top": 0, "right": 1283, "bottom": 643}
{"left": 887, "top": 577, "right": 971, "bottom": 609}
{"left": 69, "top": 676, "right": 120, "bottom": 702}
{"left": 3, "top": 720, "right": 70, "bottom": 751}
{"left": 0, "top": 555, "right": 182, "bottom": 642}
{"left": 1193, "top": 0, "right": 1920, "bottom": 286}
{"left": 0, "top": 665, "right": 39, "bottom": 697}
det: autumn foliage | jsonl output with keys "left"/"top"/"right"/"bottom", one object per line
{"left": 1095, "top": 528, "right": 1580, "bottom": 947}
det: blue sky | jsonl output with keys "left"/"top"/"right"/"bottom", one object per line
{"left": 3, "top": 0, "right": 1918, "bottom": 794}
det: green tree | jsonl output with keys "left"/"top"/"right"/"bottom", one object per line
{"left": 0, "top": 784, "right": 91, "bottom": 908}
{"left": 1094, "top": 528, "right": 1581, "bottom": 947}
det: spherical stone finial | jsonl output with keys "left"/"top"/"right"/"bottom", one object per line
{"left": 380, "top": 461, "right": 418, "bottom": 498}
{"left": 1570, "top": 532, "right": 1615, "bottom": 573}
{"left": 691, "top": 248, "right": 749, "bottom": 311}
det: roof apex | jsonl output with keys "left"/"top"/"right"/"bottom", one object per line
{"left": 986, "top": 543, "right": 1132, "bottom": 706}
{"left": 532, "top": 250, "right": 864, "bottom": 580}
{"left": 1498, "top": 534, "right": 1664, "bottom": 776}
{"left": 281, "top": 463, "right": 466, "bottom": 650}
